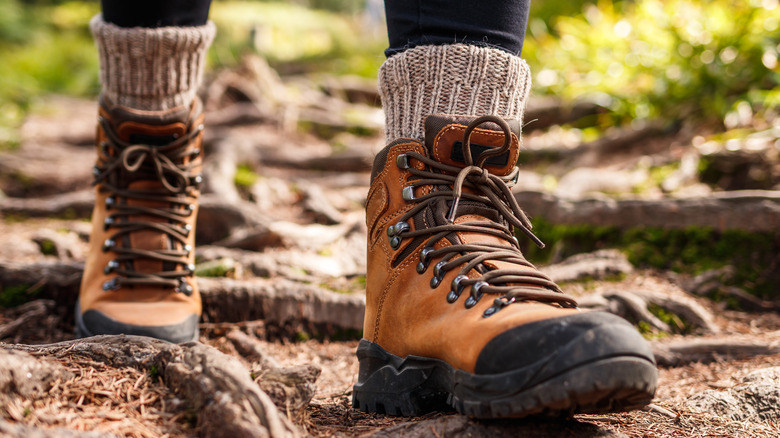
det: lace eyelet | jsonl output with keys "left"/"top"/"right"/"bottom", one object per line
{"left": 92, "top": 166, "right": 101, "bottom": 177}
{"left": 464, "top": 281, "right": 487, "bottom": 309}
{"left": 447, "top": 275, "right": 469, "bottom": 303}
{"left": 103, "top": 217, "right": 114, "bottom": 231}
{"left": 102, "top": 239, "right": 116, "bottom": 251}
{"left": 105, "top": 197, "right": 115, "bottom": 209}
{"left": 104, "top": 260, "right": 119, "bottom": 274}
{"left": 432, "top": 261, "right": 447, "bottom": 278}
{"left": 483, "top": 296, "right": 516, "bottom": 318}
{"left": 387, "top": 221, "right": 409, "bottom": 249}
{"left": 176, "top": 279, "right": 194, "bottom": 295}
{"left": 184, "top": 244, "right": 192, "bottom": 253}
{"left": 416, "top": 247, "right": 434, "bottom": 273}
{"left": 102, "top": 277, "right": 120, "bottom": 291}
{"left": 186, "top": 263, "right": 196, "bottom": 272}
{"left": 430, "top": 274, "right": 442, "bottom": 288}
{"left": 193, "top": 175, "right": 203, "bottom": 185}
{"left": 396, "top": 154, "right": 410, "bottom": 169}
{"left": 401, "top": 186, "right": 415, "bottom": 201}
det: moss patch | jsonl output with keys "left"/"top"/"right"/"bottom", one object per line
{"left": 519, "top": 219, "right": 779, "bottom": 301}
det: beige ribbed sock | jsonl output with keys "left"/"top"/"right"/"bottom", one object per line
{"left": 90, "top": 15, "right": 216, "bottom": 110}
{"left": 378, "top": 44, "right": 532, "bottom": 142}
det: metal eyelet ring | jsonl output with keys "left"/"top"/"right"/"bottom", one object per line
{"left": 447, "top": 275, "right": 469, "bottom": 303}
{"left": 184, "top": 244, "right": 193, "bottom": 253}
{"left": 176, "top": 279, "right": 194, "bottom": 295}
{"left": 103, "top": 217, "right": 114, "bottom": 231}
{"left": 102, "top": 277, "right": 120, "bottom": 291}
{"left": 401, "top": 186, "right": 415, "bottom": 201}
{"left": 396, "top": 154, "right": 410, "bottom": 169}
{"left": 102, "top": 239, "right": 116, "bottom": 251}
{"left": 430, "top": 261, "right": 448, "bottom": 288}
{"left": 92, "top": 166, "right": 101, "bottom": 177}
{"left": 483, "top": 296, "right": 517, "bottom": 318}
{"left": 464, "top": 281, "right": 488, "bottom": 309}
{"left": 389, "top": 236, "right": 402, "bottom": 249}
{"left": 100, "top": 142, "right": 110, "bottom": 156}
{"left": 193, "top": 175, "right": 203, "bottom": 185}
{"left": 105, "top": 197, "right": 116, "bottom": 209}
{"left": 432, "top": 261, "right": 447, "bottom": 278}
{"left": 416, "top": 247, "right": 435, "bottom": 273}
{"left": 186, "top": 263, "right": 196, "bottom": 272}
{"left": 104, "top": 260, "right": 119, "bottom": 274}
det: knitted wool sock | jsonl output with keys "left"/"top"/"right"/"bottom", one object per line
{"left": 90, "top": 15, "right": 216, "bottom": 111}
{"left": 378, "top": 44, "right": 532, "bottom": 142}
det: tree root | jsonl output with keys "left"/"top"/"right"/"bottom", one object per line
{"left": 2, "top": 336, "right": 300, "bottom": 438}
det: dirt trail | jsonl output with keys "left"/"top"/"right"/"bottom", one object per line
{"left": 1, "top": 68, "right": 779, "bottom": 437}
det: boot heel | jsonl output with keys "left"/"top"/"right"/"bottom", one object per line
{"left": 351, "top": 339, "right": 450, "bottom": 416}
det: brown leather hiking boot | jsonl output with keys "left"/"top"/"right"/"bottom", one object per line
{"left": 76, "top": 96, "right": 205, "bottom": 343}
{"left": 354, "top": 114, "right": 657, "bottom": 418}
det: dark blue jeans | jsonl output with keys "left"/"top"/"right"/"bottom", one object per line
{"left": 101, "top": 0, "right": 531, "bottom": 56}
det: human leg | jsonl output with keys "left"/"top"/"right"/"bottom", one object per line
{"left": 76, "top": 1, "right": 215, "bottom": 342}
{"left": 354, "top": 0, "right": 657, "bottom": 418}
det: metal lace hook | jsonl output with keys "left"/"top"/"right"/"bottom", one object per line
{"left": 461, "top": 115, "right": 513, "bottom": 168}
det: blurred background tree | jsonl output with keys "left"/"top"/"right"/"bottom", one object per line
{"left": 0, "top": 0, "right": 778, "bottom": 147}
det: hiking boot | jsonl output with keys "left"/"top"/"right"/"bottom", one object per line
{"left": 354, "top": 114, "right": 657, "bottom": 418}
{"left": 76, "top": 96, "right": 205, "bottom": 343}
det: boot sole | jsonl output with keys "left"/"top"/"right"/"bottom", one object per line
{"left": 352, "top": 339, "right": 657, "bottom": 419}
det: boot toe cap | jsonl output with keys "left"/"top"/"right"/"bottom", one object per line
{"left": 475, "top": 311, "right": 655, "bottom": 376}
{"left": 76, "top": 301, "right": 199, "bottom": 343}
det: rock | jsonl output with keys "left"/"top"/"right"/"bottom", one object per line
{"left": 4, "top": 336, "right": 300, "bottom": 438}
{"left": 31, "top": 228, "right": 83, "bottom": 260}
{"left": 540, "top": 249, "right": 633, "bottom": 283}
{"left": 299, "top": 184, "right": 343, "bottom": 225}
{"left": 371, "top": 415, "right": 627, "bottom": 438}
{"left": 686, "top": 367, "right": 780, "bottom": 423}
{"left": 0, "top": 350, "right": 72, "bottom": 404}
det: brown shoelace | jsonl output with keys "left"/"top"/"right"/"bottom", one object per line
{"left": 92, "top": 116, "right": 203, "bottom": 294}
{"left": 389, "top": 115, "right": 577, "bottom": 316}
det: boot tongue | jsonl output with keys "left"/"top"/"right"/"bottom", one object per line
{"left": 423, "top": 114, "right": 522, "bottom": 177}
{"left": 108, "top": 104, "right": 193, "bottom": 144}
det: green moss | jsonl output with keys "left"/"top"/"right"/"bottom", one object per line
{"left": 520, "top": 219, "right": 779, "bottom": 300}
{"left": 194, "top": 258, "right": 236, "bottom": 278}
{"left": 234, "top": 164, "right": 259, "bottom": 189}
{"left": 0, "top": 283, "right": 43, "bottom": 308}
{"left": 148, "top": 364, "right": 159, "bottom": 380}
{"left": 38, "top": 238, "right": 56, "bottom": 256}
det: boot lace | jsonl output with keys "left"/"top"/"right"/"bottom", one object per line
{"left": 92, "top": 115, "right": 204, "bottom": 294}
{"left": 388, "top": 115, "right": 577, "bottom": 316}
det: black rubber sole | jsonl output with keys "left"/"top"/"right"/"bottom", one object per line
{"left": 352, "top": 339, "right": 657, "bottom": 419}
{"left": 74, "top": 300, "right": 199, "bottom": 343}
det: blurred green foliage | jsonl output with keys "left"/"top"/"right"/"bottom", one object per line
{"left": 1, "top": 0, "right": 778, "bottom": 145}
{"left": 524, "top": 0, "right": 780, "bottom": 127}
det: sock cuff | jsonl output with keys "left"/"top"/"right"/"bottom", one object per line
{"left": 378, "top": 43, "right": 532, "bottom": 142}
{"left": 90, "top": 14, "right": 216, "bottom": 110}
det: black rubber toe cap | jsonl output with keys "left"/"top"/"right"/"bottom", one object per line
{"left": 475, "top": 311, "right": 655, "bottom": 375}
{"left": 75, "top": 301, "right": 199, "bottom": 344}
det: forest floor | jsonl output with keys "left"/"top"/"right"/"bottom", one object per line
{"left": 1, "top": 57, "right": 779, "bottom": 437}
